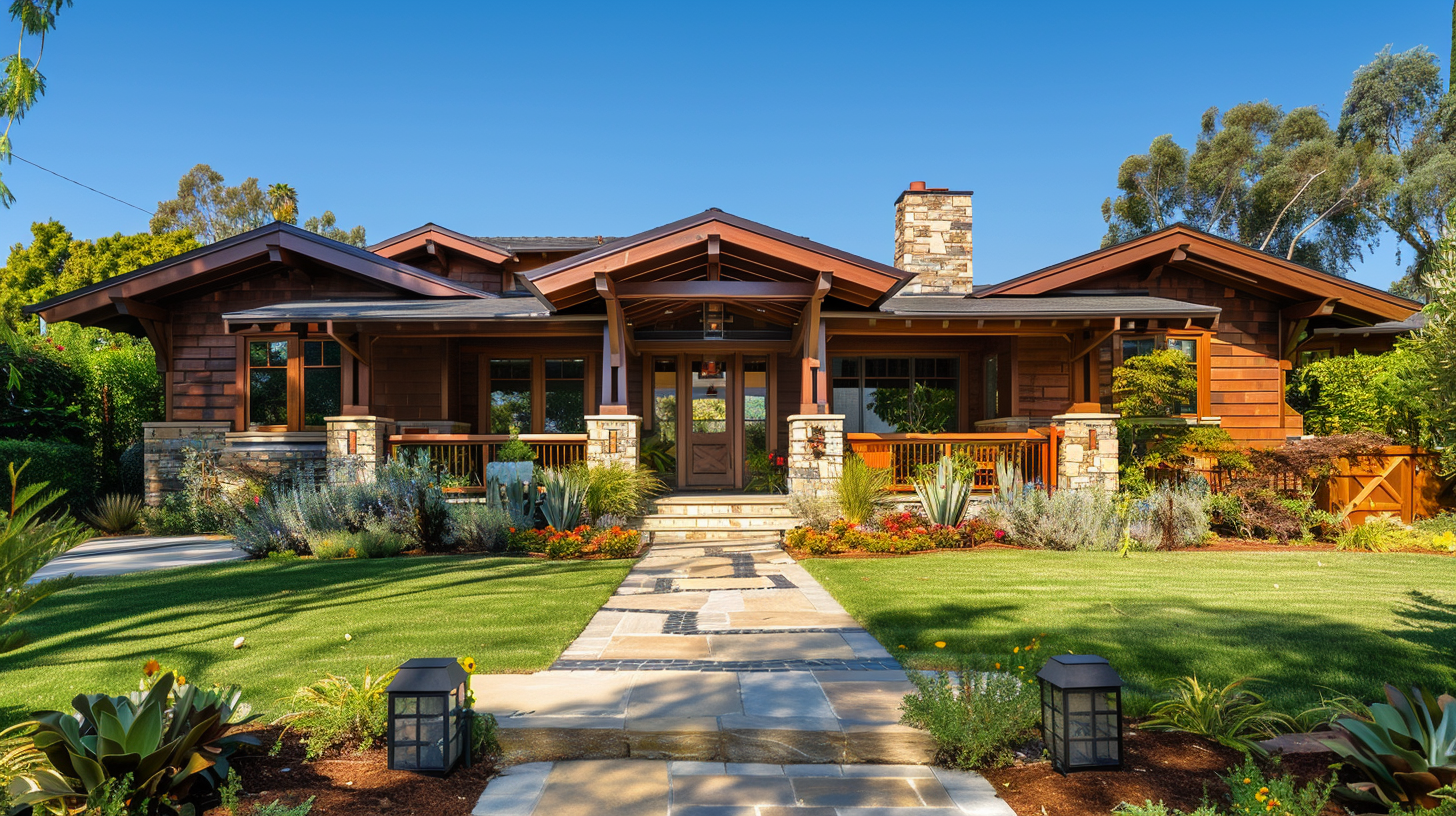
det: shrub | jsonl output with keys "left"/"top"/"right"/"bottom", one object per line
{"left": 1128, "top": 483, "right": 1211, "bottom": 550}
{"left": 496, "top": 431, "right": 536, "bottom": 462}
{"left": 83, "top": 492, "right": 143, "bottom": 534}
{"left": 1141, "top": 677, "right": 1294, "bottom": 752}
{"left": 0, "top": 440, "right": 97, "bottom": 514}
{"left": 787, "top": 490, "right": 839, "bottom": 532}
{"left": 117, "top": 440, "right": 145, "bottom": 496}
{"left": 250, "top": 798, "right": 317, "bottom": 815}
{"left": 1320, "top": 684, "right": 1456, "bottom": 811}
{"left": 451, "top": 502, "right": 512, "bottom": 552}
{"left": 746, "top": 450, "right": 788, "bottom": 493}
{"left": 1223, "top": 754, "right": 1337, "bottom": 816}
{"left": 308, "top": 526, "right": 409, "bottom": 559}
{"left": 1114, "top": 802, "right": 1220, "bottom": 816}
{"left": 836, "top": 454, "right": 890, "bottom": 525}
{"left": 900, "top": 663, "right": 1040, "bottom": 769}
{"left": 591, "top": 526, "right": 642, "bottom": 558}
{"left": 277, "top": 669, "right": 396, "bottom": 760}
{"left": 542, "top": 525, "right": 589, "bottom": 559}
{"left": 988, "top": 486, "right": 1125, "bottom": 551}
{"left": 570, "top": 460, "right": 663, "bottom": 521}
{"left": 1247, "top": 432, "right": 1389, "bottom": 496}
{"left": 139, "top": 495, "right": 196, "bottom": 536}
{"left": 379, "top": 451, "right": 454, "bottom": 550}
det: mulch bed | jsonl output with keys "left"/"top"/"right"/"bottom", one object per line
{"left": 204, "top": 726, "right": 496, "bottom": 816}
{"left": 980, "top": 728, "right": 1349, "bottom": 816}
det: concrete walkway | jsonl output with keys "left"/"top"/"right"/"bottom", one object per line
{"left": 471, "top": 534, "right": 1015, "bottom": 815}
{"left": 30, "top": 535, "right": 245, "bottom": 581}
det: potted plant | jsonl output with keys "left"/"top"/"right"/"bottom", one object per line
{"left": 486, "top": 427, "right": 537, "bottom": 485}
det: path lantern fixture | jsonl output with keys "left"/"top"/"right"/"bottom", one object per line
{"left": 1037, "top": 654, "right": 1124, "bottom": 774}
{"left": 386, "top": 658, "right": 470, "bottom": 774}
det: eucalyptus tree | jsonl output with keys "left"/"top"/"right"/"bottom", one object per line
{"left": 0, "top": 0, "right": 71, "bottom": 208}
{"left": 1102, "top": 102, "right": 1393, "bottom": 276}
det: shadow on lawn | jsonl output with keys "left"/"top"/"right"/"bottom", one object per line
{"left": 0, "top": 556, "right": 628, "bottom": 692}
{"left": 862, "top": 597, "right": 1456, "bottom": 708}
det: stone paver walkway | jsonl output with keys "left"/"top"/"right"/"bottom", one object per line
{"left": 471, "top": 532, "right": 1016, "bottom": 815}
{"left": 31, "top": 535, "right": 244, "bottom": 581}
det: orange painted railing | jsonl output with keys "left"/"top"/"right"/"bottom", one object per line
{"left": 386, "top": 433, "right": 588, "bottom": 487}
{"left": 846, "top": 429, "right": 1060, "bottom": 492}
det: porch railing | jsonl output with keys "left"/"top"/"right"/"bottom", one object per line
{"left": 846, "top": 429, "right": 1060, "bottom": 493}
{"left": 386, "top": 433, "right": 588, "bottom": 488}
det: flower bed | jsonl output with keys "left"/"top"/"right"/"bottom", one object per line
{"left": 506, "top": 525, "right": 642, "bottom": 559}
{"left": 786, "top": 510, "right": 999, "bottom": 556}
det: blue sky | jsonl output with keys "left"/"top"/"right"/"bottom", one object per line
{"left": 2, "top": 1, "right": 1450, "bottom": 290}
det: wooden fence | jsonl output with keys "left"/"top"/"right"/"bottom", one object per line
{"left": 386, "top": 433, "right": 588, "bottom": 489}
{"left": 846, "top": 429, "right": 1060, "bottom": 493}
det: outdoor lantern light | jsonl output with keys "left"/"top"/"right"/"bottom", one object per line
{"left": 386, "top": 658, "right": 470, "bottom": 775}
{"left": 1037, "top": 654, "right": 1124, "bottom": 774}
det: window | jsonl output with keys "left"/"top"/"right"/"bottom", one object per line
{"left": 488, "top": 359, "right": 532, "bottom": 433}
{"left": 983, "top": 354, "right": 999, "bottom": 419}
{"left": 249, "top": 340, "right": 289, "bottom": 429}
{"left": 690, "top": 359, "right": 728, "bottom": 433}
{"left": 544, "top": 358, "right": 586, "bottom": 433}
{"left": 247, "top": 338, "right": 343, "bottom": 431}
{"left": 831, "top": 356, "right": 958, "bottom": 433}
{"left": 743, "top": 358, "right": 768, "bottom": 457}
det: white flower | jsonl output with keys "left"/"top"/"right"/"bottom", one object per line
{"left": 344, "top": 633, "right": 353, "bottom": 641}
{"left": 233, "top": 636, "right": 246, "bottom": 649}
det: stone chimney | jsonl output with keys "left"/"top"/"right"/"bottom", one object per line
{"left": 894, "top": 181, "right": 973, "bottom": 294}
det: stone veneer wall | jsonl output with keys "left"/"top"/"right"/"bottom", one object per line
{"left": 325, "top": 416, "right": 398, "bottom": 480}
{"left": 585, "top": 415, "right": 641, "bottom": 469}
{"left": 786, "top": 414, "right": 844, "bottom": 497}
{"left": 1053, "top": 412, "right": 1120, "bottom": 492}
{"left": 222, "top": 432, "right": 327, "bottom": 484}
{"left": 143, "top": 421, "right": 231, "bottom": 507}
{"left": 894, "top": 188, "right": 974, "bottom": 294}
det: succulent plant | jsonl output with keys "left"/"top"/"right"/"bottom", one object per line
{"left": 913, "top": 456, "right": 972, "bottom": 527}
{"left": 9, "top": 672, "right": 258, "bottom": 814}
{"left": 487, "top": 471, "right": 538, "bottom": 529}
{"left": 1319, "top": 684, "right": 1456, "bottom": 810}
{"left": 539, "top": 467, "right": 586, "bottom": 530}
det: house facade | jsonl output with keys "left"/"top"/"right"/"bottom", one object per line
{"left": 26, "top": 183, "right": 1421, "bottom": 504}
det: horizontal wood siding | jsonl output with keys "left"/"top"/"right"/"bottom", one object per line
{"left": 167, "top": 270, "right": 392, "bottom": 426}
{"left": 1015, "top": 335, "right": 1071, "bottom": 417}
{"left": 372, "top": 338, "right": 446, "bottom": 422}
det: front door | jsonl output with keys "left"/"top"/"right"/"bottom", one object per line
{"left": 685, "top": 357, "right": 734, "bottom": 487}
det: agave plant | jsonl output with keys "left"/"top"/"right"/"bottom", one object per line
{"left": 9, "top": 672, "right": 258, "bottom": 814}
{"left": 539, "top": 467, "right": 586, "bottom": 530}
{"left": 1141, "top": 676, "right": 1295, "bottom": 752}
{"left": 84, "top": 493, "right": 144, "bottom": 534}
{"left": 1319, "top": 684, "right": 1456, "bottom": 810}
{"left": 487, "top": 471, "right": 538, "bottom": 529}
{"left": 913, "top": 456, "right": 971, "bottom": 527}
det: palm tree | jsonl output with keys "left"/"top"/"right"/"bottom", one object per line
{"left": 267, "top": 183, "right": 298, "bottom": 225}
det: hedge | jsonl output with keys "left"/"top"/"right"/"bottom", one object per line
{"left": 0, "top": 439, "right": 98, "bottom": 514}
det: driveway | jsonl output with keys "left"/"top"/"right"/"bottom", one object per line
{"left": 30, "top": 535, "right": 247, "bottom": 582}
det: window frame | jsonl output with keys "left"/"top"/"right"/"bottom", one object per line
{"left": 240, "top": 334, "right": 349, "bottom": 433}
{"left": 479, "top": 354, "right": 591, "bottom": 434}
{"left": 830, "top": 354, "right": 961, "bottom": 433}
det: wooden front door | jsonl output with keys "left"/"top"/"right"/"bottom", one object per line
{"left": 685, "top": 357, "right": 734, "bottom": 487}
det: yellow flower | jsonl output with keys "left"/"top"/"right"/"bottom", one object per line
{"left": 898, "top": 644, "right": 907, "bottom": 649}
{"left": 1018, "top": 665, "right": 1025, "bottom": 670}
{"left": 994, "top": 662, "right": 1001, "bottom": 670}
{"left": 461, "top": 656, "right": 477, "bottom": 673}
{"left": 934, "top": 641, "right": 946, "bottom": 649}
{"left": 1013, "top": 646, "right": 1020, "bottom": 653}
{"left": 177, "top": 675, "right": 187, "bottom": 686}
{"left": 1255, "top": 793, "right": 1266, "bottom": 802}
{"left": 1259, "top": 788, "right": 1269, "bottom": 794}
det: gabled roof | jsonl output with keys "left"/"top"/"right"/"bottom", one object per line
{"left": 26, "top": 222, "right": 486, "bottom": 329}
{"left": 221, "top": 297, "right": 568, "bottom": 327}
{"left": 368, "top": 223, "right": 515, "bottom": 265}
{"left": 520, "top": 209, "right": 914, "bottom": 311}
{"left": 480, "top": 236, "right": 616, "bottom": 253}
{"left": 974, "top": 223, "right": 1420, "bottom": 325}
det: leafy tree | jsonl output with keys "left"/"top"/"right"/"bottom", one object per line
{"left": 1337, "top": 46, "right": 1456, "bottom": 297}
{"left": 1287, "top": 352, "right": 1425, "bottom": 443}
{"left": 150, "top": 163, "right": 271, "bottom": 243}
{"left": 868, "top": 383, "right": 956, "bottom": 432}
{"left": 0, "top": 0, "right": 71, "bottom": 208}
{"left": 1102, "top": 102, "right": 1393, "bottom": 276}
{"left": 1113, "top": 349, "right": 1198, "bottom": 417}
{"left": 304, "top": 209, "right": 367, "bottom": 248}
{"left": 1394, "top": 213, "right": 1456, "bottom": 474}
{"left": 0, "top": 220, "right": 199, "bottom": 325}
{"left": 268, "top": 182, "right": 298, "bottom": 224}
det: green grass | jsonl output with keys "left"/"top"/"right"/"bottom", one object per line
{"left": 0, "top": 555, "right": 632, "bottom": 727}
{"left": 803, "top": 549, "right": 1456, "bottom": 715}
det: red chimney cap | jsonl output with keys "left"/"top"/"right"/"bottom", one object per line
{"left": 908, "top": 181, "right": 927, "bottom": 191}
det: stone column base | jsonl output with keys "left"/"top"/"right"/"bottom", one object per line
{"left": 585, "top": 415, "right": 642, "bottom": 469}
{"left": 326, "top": 416, "right": 397, "bottom": 481}
{"left": 1052, "top": 412, "right": 1120, "bottom": 492}
{"left": 787, "top": 414, "right": 844, "bottom": 497}
{"left": 142, "top": 421, "right": 231, "bottom": 508}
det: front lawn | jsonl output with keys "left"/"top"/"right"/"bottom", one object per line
{"left": 803, "top": 549, "right": 1456, "bottom": 713}
{"left": 0, "top": 555, "right": 631, "bottom": 727}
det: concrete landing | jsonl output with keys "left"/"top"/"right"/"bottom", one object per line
{"left": 30, "top": 535, "right": 244, "bottom": 581}
{"left": 472, "top": 760, "right": 1015, "bottom": 816}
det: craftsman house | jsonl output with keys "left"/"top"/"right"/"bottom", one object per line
{"left": 26, "top": 183, "right": 1421, "bottom": 503}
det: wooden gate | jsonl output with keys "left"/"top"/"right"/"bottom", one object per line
{"left": 1317, "top": 446, "right": 1447, "bottom": 525}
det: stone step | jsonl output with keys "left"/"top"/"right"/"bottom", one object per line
{"left": 645, "top": 529, "right": 788, "bottom": 543}
{"left": 649, "top": 496, "right": 794, "bottom": 517}
{"left": 639, "top": 514, "right": 798, "bottom": 530}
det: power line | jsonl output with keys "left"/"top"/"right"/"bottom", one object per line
{"left": 8, "top": 153, "right": 155, "bottom": 215}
